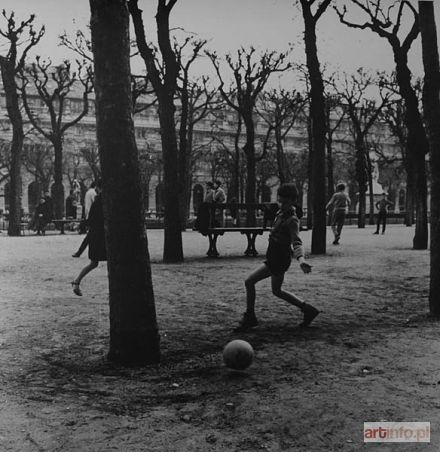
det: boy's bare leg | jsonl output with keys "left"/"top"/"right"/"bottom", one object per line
{"left": 271, "top": 273, "right": 304, "bottom": 308}
{"left": 271, "top": 273, "right": 319, "bottom": 327}
{"left": 245, "top": 264, "right": 272, "bottom": 315}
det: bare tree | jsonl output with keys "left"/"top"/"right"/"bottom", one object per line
{"left": 298, "top": 0, "right": 332, "bottom": 254}
{"left": 22, "top": 141, "right": 53, "bottom": 194}
{"left": 89, "top": 0, "right": 160, "bottom": 365}
{"left": 336, "top": 0, "right": 429, "bottom": 249}
{"left": 378, "top": 91, "right": 414, "bottom": 225}
{"left": 208, "top": 47, "right": 290, "bottom": 225}
{"left": 0, "top": 10, "right": 44, "bottom": 235}
{"left": 19, "top": 58, "right": 93, "bottom": 218}
{"left": 175, "top": 37, "right": 219, "bottom": 227}
{"left": 419, "top": 1, "right": 440, "bottom": 316}
{"left": 336, "top": 68, "right": 391, "bottom": 228}
{"left": 257, "top": 88, "right": 307, "bottom": 184}
{"left": 128, "top": 0, "right": 183, "bottom": 263}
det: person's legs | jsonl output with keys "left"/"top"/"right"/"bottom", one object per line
{"left": 330, "top": 212, "right": 337, "bottom": 240}
{"left": 72, "top": 260, "right": 99, "bottom": 296}
{"left": 381, "top": 212, "right": 387, "bottom": 234}
{"left": 271, "top": 273, "right": 320, "bottom": 327}
{"left": 335, "top": 212, "right": 345, "bottom": 241}
{"left": 271, "top": 273, "right": 304, "bottom": 308}
{"left": 235, "top": 264, "right": 271, "bottom": 331}
{"left": 73, "top": 233, "right": 89, "bottom": 257}
{"left": 244, "top": 264, "right": 272, "bottom": 315}
{"left": 375, "top": 212, "right": 383, "bottom": 234}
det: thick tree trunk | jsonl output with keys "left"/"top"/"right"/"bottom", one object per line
{"left": 326, "top": 135, "right": 334, "bottom": 226}
{"left": 366, "top": 154, "right": 375, "bottom": 225}
{"left": 90, "top": 0, "right": 160, "bottom": 365}
{"left": 244, "top": 115, "right": 257, "bottom": 226}
{"left": 394, "top": 52, "right": 429, "bottom": 249}
{"left": 355, "top": 139, "right": 367, "bottom": 229}
{"left": 53, "top": 137, "right": 65, "bottom": 219}
{"left": 244, "top": 144, "right": 257, "bottom": 226}
{"left": 419, "top": 0, "right": 440, "bottom": 315}
{"left": 306, "top": 113, "right": 313, "bottom": 230}
{"left": 158, "top": 95, "right": 184, "bottom": 261}
{"left": 178, "top": 82, "right": 189, "bottom": 230}
{"left": 302, "top": 9, "right": 327, "bottom": 254}
{"left": 0, "top": 59, "right": 23, "bottom": 236}
{"left": 404, "top": 159, "right": 415, "bottom": 226}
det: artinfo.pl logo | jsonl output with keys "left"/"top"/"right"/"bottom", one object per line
{"left": 363, "top": 422, "right": 430, "bottom": 443}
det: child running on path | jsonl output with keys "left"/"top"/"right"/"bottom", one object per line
{"left": 326, "top": 183, "right": 351, "bottom": 245}
{"left": 235, "top": 183, "right": 319, "bottom": 332}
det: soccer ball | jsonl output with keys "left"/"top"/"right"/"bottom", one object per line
{"left": 223, "top": 339, "right": 254, "bottom": 370}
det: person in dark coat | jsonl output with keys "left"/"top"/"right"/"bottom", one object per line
{"left": 34, "top": 197, "right": 48, "bottom": 235}
{"left": 71, "top": 180, "right": 106, "bottom": 296}
{"left": 65, "top": 189, "right": 77, "bottom": 219}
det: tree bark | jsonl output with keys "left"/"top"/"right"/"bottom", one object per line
{"left": 394, "top": 51, "right": 429, "bottom": 249}
{"left": 90, "top": 0, "right": 160, "bottom": 365}
{"left": 300, "top": 1, "right": 328, "bottom": 254}
{"left": 0, "top": 58, "right": 23, "bottom": 236}
{"left": 419, "top": 1, "right": 440, "bottom": 316}
{"left": 52, "top": 136, "right": 65, "bottom": 219}
{"left": 129, "top": 0, "right": 183, "bottom": 263}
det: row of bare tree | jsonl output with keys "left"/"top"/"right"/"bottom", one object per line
{"left": 1, "top": 1, "right": 439, "bottom": 363}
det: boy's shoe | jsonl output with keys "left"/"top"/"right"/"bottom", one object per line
{"left": 234, "top": 312, "right": 258, "bottom": 332}
{"left": 299, "top": 304, "right": 319, "bottom": 327}
{"left": 373, "top": 231, "right": 379, "bottom": 235}
{"left": 332, "top": 238, "right": 339, "bottom": 245}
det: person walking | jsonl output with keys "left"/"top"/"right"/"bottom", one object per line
{"left": 234, "top": 183, "right": 318, "bottom": 332}
{"left": 326, "top": 183, "right": 351, "bottom": 245}
{"left": 72, "top": 181, "right": 97, "bottom": 258}
{"left": 71, "top": 180, "right": 105, "bottom": 296}
{"left": 374, "top": 193, "right": 394, "bottom": 235}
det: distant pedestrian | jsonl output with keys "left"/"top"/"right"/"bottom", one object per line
{"left": 326, "top": 183, "right": 351, "bottom": 245}
{"left": 263, "top": 203, "right": 279, "bottom": 229}
{"left": 34, "top": 197, "right": 49, "bottom": 235}
{"left": 65, "top": 189, "right": 77, "bottom": 219}
{"left": 72, "top": 181, "right": 97, "bottom": 258}
{"left": 44, "top": 192, "right": 53, "bottom": 223}
{"left": 235, "top": 183, "right": 318, "bottom": 332}
{"left": 374, "top": 193, "right": 394, "bottom": 235}
{"left": 214, "top": 179, "right": 226, "bottom": 227}
{"left": 71, "top": 180, "right": 105, "bottom": 296}
{"left": 204, "top": 181, "right": 215, "bottom": 203}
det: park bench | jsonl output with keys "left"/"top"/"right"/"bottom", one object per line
{"left": 195, "top": 203, "right": 276, "bottom": 257}
{"left": 52, "top": 218, "right": 82, "bottom": 234}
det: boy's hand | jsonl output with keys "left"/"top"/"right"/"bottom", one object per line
{"left": 300, "top": 262, "right": 312, "bottom": 274}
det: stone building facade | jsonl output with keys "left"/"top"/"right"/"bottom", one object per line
{"left": 0, "top": 83, "right": 404, "bottom": 218}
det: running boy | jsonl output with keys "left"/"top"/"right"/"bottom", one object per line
{"left": 326, "top": 183, "right": 351, "bottom": 245}
{"left": 235, "top": 183, "right": 319, "bottom": 332}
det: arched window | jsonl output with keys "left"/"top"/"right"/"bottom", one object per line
{"left": 155, "top": 182, "right": 164, "bottom": 215}
{"left": 399, "top": 189, "right": 406, "bottom": 213}
{"left": 4, "top": 182, "right": 9, "bottom": 212}
{"left": 262, "top": 185, "right": 271, "bottom": 203}
{"left": 192, "top": 184, "right": 204, "bottom": 214}
{"left": 28, "top": 181, "right": 40, "bottom": 214}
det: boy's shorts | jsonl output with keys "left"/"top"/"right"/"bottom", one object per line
{"left": 264, "top": 242, "right": 291, "bottom": 275}
{"left": 331, "top": 209, "right": 346, "bottom": 226}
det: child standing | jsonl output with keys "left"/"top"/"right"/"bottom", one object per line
{"left": 326, "top": 183, "right": 351, "bottom": 245}
{"left": 373, "top": 193, "right": 394, "bottom": 235}
{"left": 235, "top": 183, "right": 319, "bottom": 332}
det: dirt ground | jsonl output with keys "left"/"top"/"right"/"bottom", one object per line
{"left": 0, "top": 224, "right": 438, "bottom": 451}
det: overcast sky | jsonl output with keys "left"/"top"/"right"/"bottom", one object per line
{"left": 0, "top": 0, "right": 434, "bottom": 88}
